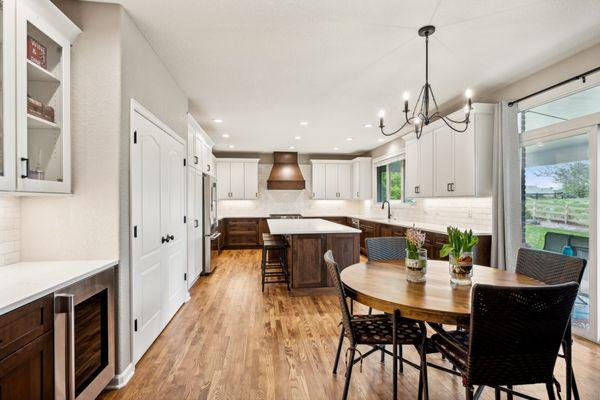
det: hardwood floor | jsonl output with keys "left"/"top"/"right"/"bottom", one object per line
{"left": 101, "top": 249, "right": 600, "bottom": 400}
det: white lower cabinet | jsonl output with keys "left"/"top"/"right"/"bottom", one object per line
{"left": 216, "top": 158, "right": 259, "bottom": 200}
{"left": 405, "top": 103, "right": 494, "bottom": 199}
{"left": 131, "top": 106, "right": 187, "bottom": 364}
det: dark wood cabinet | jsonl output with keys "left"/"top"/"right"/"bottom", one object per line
{"left": 0, "top": 295, "right": 54, "bottom": 400}
{"left": 358, "top": 220, "right": 380, "bottom": 255}
{"left": 225, "top": 218, "right": 259, "bottom": 247}
{"left": 258, "top": 218, "right": 269, "bottom": 245}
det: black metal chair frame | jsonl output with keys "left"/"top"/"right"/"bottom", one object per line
{"left": 261, "top": 235, "right": 290, "bottom": 292}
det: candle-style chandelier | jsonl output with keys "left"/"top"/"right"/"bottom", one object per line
{"left": 378, "top": 25, "right": 473, "bottom": 139}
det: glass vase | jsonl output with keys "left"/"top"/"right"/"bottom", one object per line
{"left": 449, "top": 252, "right": 473, "bottom": 286}
{"left": 405, "top": 248, "right": 427, "bottom": 283}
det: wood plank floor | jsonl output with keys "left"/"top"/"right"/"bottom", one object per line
{"left": 101, "top": 249, "right": 600, "bottom": 400}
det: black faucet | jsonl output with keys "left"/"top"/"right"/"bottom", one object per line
{"left": 381, "top": 200, "right": 392, "bottom": 219}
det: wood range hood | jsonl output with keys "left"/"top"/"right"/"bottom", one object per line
{"left": 267, "top": 152, "right": 306, "bottom": 190}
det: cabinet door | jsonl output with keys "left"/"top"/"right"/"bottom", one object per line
{"left": 229, "top": 162, "right": 245, "bottom": 199}
{"left": 452, "top": 128, "right": 476, "bottom": 196}
{"left": 193, "top": 171, "right": 203, "bottom": 280}
{"left": 418, "top": 130, "right": 434, "bottom": 197}
{"left": 194, "top": 136, "right": 203, "bottom": 168}
{"left": 186, "top": 167, "right": 196, "bottom": 287}
{"left": 337, "top": 163, "right": 352, "bottom": 199}
{"left": 0, "top": 1, "right": 16, "bottom": 191}
{"left": 405, "top": 139, "right": 419, "bottom": 198}
{"left": 0, "top": 331, "right": 53, "bottom": 400}
{"left": 243, "top": 162, "right": 258, "bottom": 199}
{"left": 17, "top": 2, "right": 74, "bottom": 193}
{"left": 325, "top": 164, "right": 338, "bottom": 199}
{"left": 434, "top": 126, "right": 454, "bottom": 196}
{"left": 216, "top": 161, "right": 230, "bottom": 199}
{"left": 352, "top": 161, "right": 360, "bottom": 199}
{"left": 312, "top": 163, "right": 326, "bottom": 199}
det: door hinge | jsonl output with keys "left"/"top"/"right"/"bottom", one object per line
{"left": 184, "top": 216, "right": 187, "bottom": 223}
{"left": 133, "top": 225, "right": 138, "bottom": 238}
{"left": 134, "top": 319, "right": 138, "bottom": 332}
{"left": 183, "top": 158, "right": 187, "bottom": 167}
{"left": 133, "top": 130, "right": 137, "bottom": 144}
{"left": 184, "top": 273, "right": 187, "bottom": 281}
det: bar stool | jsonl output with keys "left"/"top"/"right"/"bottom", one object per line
{"left": 261, "top": 234, "right": 289, "bottom": 292}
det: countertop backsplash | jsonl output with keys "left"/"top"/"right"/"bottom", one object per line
{"left": 218, "top": 164, "right": 493, "bottom": 232}
{"left": 0, "top": 197, "right": 21, "bottom": 266}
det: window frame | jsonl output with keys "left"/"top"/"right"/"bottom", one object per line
{"left": 372, "top": 152, "right": 408, "bottom": 205}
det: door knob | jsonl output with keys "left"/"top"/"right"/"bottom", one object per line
{"left": 168, "top": 234, "right": 175, "bottom": 241}
{"left": 161, "top": 236, "right": 168, "bottom": 243}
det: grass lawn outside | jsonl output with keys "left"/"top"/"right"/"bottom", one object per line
{"left": 525, "top": 224, "right": 589, "bottom": 249}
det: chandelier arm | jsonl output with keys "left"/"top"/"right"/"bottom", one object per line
{"left": 438, "top": 115, "right": 471, "bottom": 133}
{"left": 444, "top": 114, "right": 470, "bottom": 124}
{"left": 379, "top": 120, "right": 411, "bottom": 136}
{"left": 412, "top": 85, "right": 426, "bottom": 119}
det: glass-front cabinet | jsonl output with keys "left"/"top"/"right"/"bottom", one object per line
{"left": 0, "top": 0, "right": 16, "bottom": 191}
{"left": 15, "top": 0, "right": 79, "bottom": 193}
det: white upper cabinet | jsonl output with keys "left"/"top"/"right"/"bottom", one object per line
{"left": 311, "top": 162, "right": 326, "bottom": 199}
{"left": 187, "top": 113, "right": 215, "bottom": 176}
{"left": 216, "top": 158, "right": 259, "bottom": 200}
{"left": 352, "top": 157, "right": 372, "bottom": 200}
{"left": 325, "top": 163, "right": 338, "bottom": 199}
{"left": 405, "top": 103, "right": 494, "bottom": 199}
{"left": 2, "top": 0, "right": 80, "bottom": 193}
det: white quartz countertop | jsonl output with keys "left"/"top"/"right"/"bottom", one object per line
{"left": 350, "top": 216, "right": 492, "bottom": 236}
{"left": 267, "top": 218, "right": 361, "bottom": 235}
{"left": 0, "top": 259, "right": 118, "bottom": 316}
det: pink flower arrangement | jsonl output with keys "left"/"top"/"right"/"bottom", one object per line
{"left": 406, "top": 226, "right": 426, "bottom": 259}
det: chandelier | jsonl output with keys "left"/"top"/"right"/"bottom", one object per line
{"left": 378, "top": 25, "right": 472, "bottom": 139}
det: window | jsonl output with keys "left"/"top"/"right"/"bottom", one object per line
{"left": 376, "top": 159, "right": 404, "bottom": 202}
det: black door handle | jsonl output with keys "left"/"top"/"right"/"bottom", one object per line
{"left": 168, "top": 234, "right": 175, "bottom": 241}
{"left": 161, "top": 236, "right": 168, "bottom": 243}
{"left": 194, "top": 219, "right": 199, "bottom": 228}
{"left": 21, "top": 157, "right": 29, "bottom": 179}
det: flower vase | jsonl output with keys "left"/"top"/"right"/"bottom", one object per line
{"left": 449, "top": 252, "right": 473, "bottom": 286}
{"left": 405, "top": 248, "right": 427, "bottom": 283}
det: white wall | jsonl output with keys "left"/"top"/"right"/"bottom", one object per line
{"left": 0, "top": 197, "right": 20, "bottom": 266}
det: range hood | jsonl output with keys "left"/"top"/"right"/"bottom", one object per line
{"left": 267, "top": 152, "right": 306, "bottom": 190}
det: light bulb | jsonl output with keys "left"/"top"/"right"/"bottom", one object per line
{"left": 464, "top": 105, "right": 470, "bottom": 114}
{"left": 403, "top": 91, "right": 410, "bottom": 101}
{"left": 378, "top": 110, "right": 385, "bottom": 118}
{"left": 465, "top": 88, "right": 473, "bottom": 99}
{"left": 414, "top": 117, "right": 421, "bottom": 125}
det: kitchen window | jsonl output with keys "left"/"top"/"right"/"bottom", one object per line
{"left": 375, "top": 158, "right": 405, "bottom": 203}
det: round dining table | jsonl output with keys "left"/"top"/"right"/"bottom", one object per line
{"left": 340, "top": 259, "right": 543, "bottom": 326}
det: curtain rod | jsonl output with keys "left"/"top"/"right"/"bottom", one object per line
{"left": 507, "top": 65, "right": 600, "bottom": 107}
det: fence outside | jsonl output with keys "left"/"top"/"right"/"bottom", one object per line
{"left": 525, "top": 197, "right": 589, "bottom": 226}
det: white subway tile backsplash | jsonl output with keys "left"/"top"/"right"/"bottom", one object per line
{"left": 0, "top": 197, "right": 20, "bottom": 266}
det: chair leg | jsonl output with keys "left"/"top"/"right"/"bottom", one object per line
{"left": 392, "top": 310, "right": 399, "bottom": 400}
{"left": 507, "top": 385, "right": 513, "bottom": 400}
{"left": 546, "top": 383, "right": 557, "bottom": 400}
{"left": 571, "top": 369, "right": 580, "bottom": 400}
{"left": 495, "top": 387, "right": 501, "bottom": 400}
{"left": 261, "top": 247, "right": 267, "bottom": 292}
{"left": 342, "top": 347, "right": 355, "bottom": 400}
{"left": 333, "top": 327, "right": 345, "bottom": 374}
{"left": 466, "top": 386, "right": 474, "bottom": 400}
{"left": 563, "top": 332, "right": 579, "bottom": 400}
{"left": 419, "top": 341, "right": 429, "bottom": 400}
{"left": 368, "top": 307, "right": 373, "bottom": 315}
{"left": 398, "top": 344, "right": 404, "bottom": 373}
{"left": 473, "top": 386, "right": 485, "bottom": 400}
{"left": 380, "top": 345, "right": 385, "bottom": 363}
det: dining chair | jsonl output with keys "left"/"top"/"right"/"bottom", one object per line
{"left": 324, "top": 250, "right": 429, "bottom": 400}
{"left": 365, "top": 236, "right": 408, "bottom": 368}
{"left": 516, "top": 247, "right": 587, "bottom": 400}
{"left": 430, "top": 282, "right": 579, "bottom": 400}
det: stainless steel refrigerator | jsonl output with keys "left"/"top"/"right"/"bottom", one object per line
{"left": 203, "top": 174, "right": 220, "bottom": 274}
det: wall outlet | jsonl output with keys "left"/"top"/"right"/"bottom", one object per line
{"left": 467, "top": 208, "right": 473, "bottom": 218}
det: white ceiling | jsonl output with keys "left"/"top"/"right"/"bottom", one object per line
{"left": 90, "top": 0, "right": 600, "bottom": 153}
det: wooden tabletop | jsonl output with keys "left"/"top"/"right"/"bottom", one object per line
{"left": 340, "top": 260, "right": 543, "bottom": 325}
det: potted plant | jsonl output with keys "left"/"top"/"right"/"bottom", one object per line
{"left": 405, "top": 226, "right": 427, "bottom": 283}
{"left": 440, "top": 227, "right": 478, "bottom": 286}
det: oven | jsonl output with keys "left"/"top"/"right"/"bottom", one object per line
{"left": 54, "top": 268, "right": 115, "bottom": 400}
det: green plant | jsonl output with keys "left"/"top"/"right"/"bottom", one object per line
{"left": 440, "top": 226, "right": 478, "bottom": 259}
{"left": 405, "top": 226, "right": 426, "bottom": 259}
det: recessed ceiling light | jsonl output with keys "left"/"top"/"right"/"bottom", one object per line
{"left": 346, "top": 137, "right": 353, "bottom": 141}
{"left": 289, "top": 146, "right": 295, "bottom": 150}
{"left": 221, "top": 133, "right": 230, "bottom": 138}
{"left": 299, "top": 121, "right": 309, "bottom": 126}
{"left": 213, "top": 118, "right": 223, "bottom": 123}
{"left": 377, "top": 138, "right": 385, "bottom": 142}
{"left": 228, "top": 144, "right": 235, "bottom": 149}
{"left": 294, "top": 136, "right": 301, "bottom": 140}
{"left": 333, "top": 147, "right": 339, "bottom": 151}
{"left": 364, "top": 124, "right": 373, "bottom": 128}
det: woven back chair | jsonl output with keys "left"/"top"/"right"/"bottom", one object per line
{"left": 324, "top": 250, "right": 356, "bottom": 346}
{"left": 466, "top": 282, "right": 579, "bottom": 388}
{"left": 516, "top": 247, "right": 586, "bottom": 286}
{"left": 365, "top": 237, "right": 407, "bottom": 261}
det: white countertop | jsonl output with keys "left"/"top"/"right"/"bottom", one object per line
{"left": 267, "top": 218, "right": 361, "bottom": 235}
{"left": 0, "top": 259, "right": 118, "bottom": 316}
{"left": 350, "top": 216, "right": 492, "bottom": 236}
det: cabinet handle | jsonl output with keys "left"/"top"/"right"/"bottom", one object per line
{"left": 451, "top": 183, "right": 455, "bottom": 192}
{"left": 447, "top": 183, "right": 451, "bottom": 192}
{"left": 207, "top": 164, "right": 211, "bottom": 171}
{"left": 255, "top": 192, "right": 258, "bottom": 198}
{"left": 20, "top": 157, "right": 29, "bottom": 179}
{"left": 194, "top": 219, "right": 199, "bottom": 228}
{"left": 356, "top": 192, "right": 359, "bottom": 198}
{"left": 194, "top": 156, "right": 199, "bottom": 164}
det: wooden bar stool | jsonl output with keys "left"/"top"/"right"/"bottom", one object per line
{"left": 261, "top": 234, "right": 289, "bottom": 292}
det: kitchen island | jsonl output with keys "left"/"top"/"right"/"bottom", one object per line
{"left": 267, "top": 218, "right": 361, "bottom": 294}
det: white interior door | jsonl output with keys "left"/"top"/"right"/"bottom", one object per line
{"left": 434, "top": 126, "right": 454, "bottom": 196}
{"left": 162, "top": 133, "right": 187, "bottom": 322}
{"left": 229, "top": 162, "right": 245, "bottom": 199}
{"left": 312, "top": 163, "right": 326, "bottom": 199}
{"left": 131, "top": 110, "right": 165, "bottom": 364}
{"left": 325, "top": 164, "right": 338, "bottom": 199}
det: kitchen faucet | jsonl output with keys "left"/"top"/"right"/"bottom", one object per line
{"left": 382, "top": 200, "right": 392, "bottom": 219}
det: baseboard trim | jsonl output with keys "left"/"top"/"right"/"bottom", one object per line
{"left": 105, "top": 363, "right": 135, "bottom": 390}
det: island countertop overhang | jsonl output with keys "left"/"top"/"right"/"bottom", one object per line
{"left": 267, "top": 218, "right": 361, "bottom": 235}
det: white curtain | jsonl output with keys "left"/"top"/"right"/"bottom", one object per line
{"left": 491, "top": 102, "right": 521, "bottom": 271}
